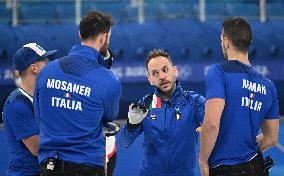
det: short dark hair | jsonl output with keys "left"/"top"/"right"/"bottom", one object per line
{"left": 145, "top": 49, "right": 173, "bottom": 70}
{"left": 222, "top": 17, "right": 252, "bottom": 53}
{"left": 79, "top": 11, "right": 115, "bottom": 41}
{"left": 18, "top": 70, "right": 25, "bottom": 77}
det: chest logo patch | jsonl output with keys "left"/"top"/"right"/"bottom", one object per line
{"left": 176, "top": 112, "right": 181, "bottom": 120}
{"left": 150, "top": 114, "right": 157, "bottom": 120}
{"left": 175, "top": 107, "right": 181, "bottom": 120}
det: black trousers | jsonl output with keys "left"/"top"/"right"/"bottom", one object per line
{"left": 40, "top": 158, "right": 105, "bottom": 176}
{"left": 107, "top": 153, "right": 116, "bottom": 176}
{"left": 209, "top": 154, "right": 266, "bottom": 176}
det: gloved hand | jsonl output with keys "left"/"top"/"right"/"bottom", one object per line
{"left": 103, "top": 122, "right": 120, "bottom": 137}
{"left": 103, "top": 49, "right": 113, "bottom": 69}
{"left": 128, "top": 103, "right": 148, "bottom": 125}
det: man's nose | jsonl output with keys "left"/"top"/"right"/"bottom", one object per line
{"left": 159, "top": 72, "right": 166, "bottom": 79}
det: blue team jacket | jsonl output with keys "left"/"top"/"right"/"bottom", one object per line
{"left": 119, "top": 82, "right": 205, "bottom": 176}
{"left": 34, "top": 45, "right": 122, "bottom": 167}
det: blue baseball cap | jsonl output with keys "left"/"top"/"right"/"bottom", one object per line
{"left": 13, "top": 43, "right": 58, "bottom": 72}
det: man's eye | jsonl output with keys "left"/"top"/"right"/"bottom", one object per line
{"left": 163, "top": 67, "right": 169, "bottom": 72}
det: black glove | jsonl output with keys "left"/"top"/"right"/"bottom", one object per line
{"left": 101, "top": 49, "right": 113, "bottom": 69}
{"left": 264, "top": 155, "right": 275, "bottom": 173}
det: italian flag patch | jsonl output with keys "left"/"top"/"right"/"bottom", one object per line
{"left": 64, "top": 92, "right": 72, "bottom": 98}
{"left": 151, "top": 94, "right": 162, "bottom": 109}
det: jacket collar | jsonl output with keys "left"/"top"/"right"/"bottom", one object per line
{"left": 153, "top": 81, "right": 183, "bottom": 102}
{"left": 68, "top": 45, "right": 104, "bottom": 62}
{"left": 68, "top": 45, "right": 110, "bottom": 68}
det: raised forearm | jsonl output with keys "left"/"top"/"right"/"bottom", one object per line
{"left": 118, "top": 124, "right": 142, "bottom": 148}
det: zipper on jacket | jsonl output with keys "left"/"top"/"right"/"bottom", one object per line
{"left": 164, "top": 102, "right": 169, "bottom": 175}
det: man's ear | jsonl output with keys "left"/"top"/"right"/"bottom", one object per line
{"left": 99, "top": 33, "right": 107, "bottom": 46}
{"left": 148, "top": 75, "right": 153, "bottom": 86}
{"left": 224, "top": 36, "right": 231, "bottom": 50}
{"left": 173, "top": 66, "right": 179, "bottom": 77}
{"left": 29, "top": 64, "right": 39, "bottom": 74}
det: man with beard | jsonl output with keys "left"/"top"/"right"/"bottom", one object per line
{"left": 199, "top": 17, "right": 279, "bottom": 176}
{"left": 34, "top": 11, "right": 121, "bottom": 176}
{"left": 2, "top": 43, "right": 57, "bottom": 176}
{"left": 119, "top": 49, "right": 205, "bottom": 176}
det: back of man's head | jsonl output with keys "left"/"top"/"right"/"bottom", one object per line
{"left": 79, "top": 11, "right": 114, "bottom": 41}
{"left": 222, "top": 17, "right": 252, "bottom": 53}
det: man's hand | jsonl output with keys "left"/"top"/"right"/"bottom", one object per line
{"left": 128, "top": 103, "right": 148, "bottom": 125}
{"left": 196, "top": 126, "right": 202, "bottom": 133}
{"left": 103, "top": 49, "right": 113, "bottom": 69}
{"left": 258, "top": 119, "right": 279, "bottom": 152}
{"left": 103, "top": 121, "right": 120, "bottom": 137}
{"left": 199, "top": 160, "right": 209, "bottom": 176}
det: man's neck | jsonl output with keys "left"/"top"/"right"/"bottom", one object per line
{"left": 227, "top": 50, "right": 250, "bottom": 65}
{"left": 159, "top": 83, "right": 177, "bottom": 101}
{"left": 20, "top": 77, "right": 35, "bottom": 97}
{"left": 81, "top": 40, "right": 100, "bottom": 53}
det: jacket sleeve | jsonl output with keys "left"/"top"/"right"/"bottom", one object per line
{"left": 6, "top": 98, "right": 39, "bottom": 141}
{"left": 206, "top": 64, "right": 226, "bottom": 100}
{"left": 102, "top": 76, "right": 122, "bottom": 121}
{"left": 265, "top": 82, "right": 279, "bottom": 119}
{"left": 117, "top": 93, "right": 152, "bottom": 148}
{"left": 189, "top": 91, "right": 206, "bottom": 126}
{"left": 117, "top": 122, "right": 143, "bottom": 148}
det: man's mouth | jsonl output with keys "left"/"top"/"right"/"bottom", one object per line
{"left": 160, "top": 81, "right": 170, "bottom": 88}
